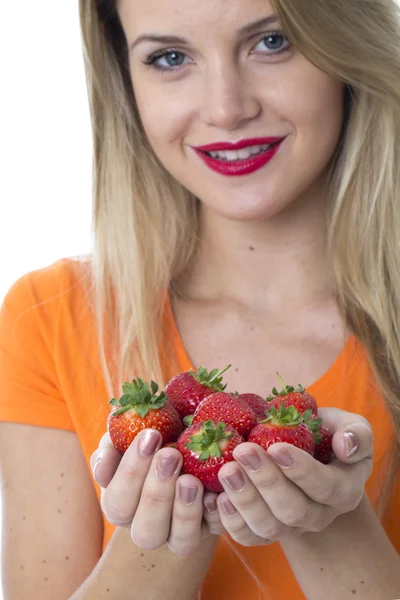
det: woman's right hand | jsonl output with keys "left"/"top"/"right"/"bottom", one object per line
{"left": 90, "top": 429, "right": 226, "bottom": 555}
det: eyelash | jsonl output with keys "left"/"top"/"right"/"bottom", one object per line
{"left": 143, "top": 30, "right": 291, "bottom": 72}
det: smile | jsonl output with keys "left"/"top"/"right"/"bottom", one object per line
{"left": 192, "top": 137, "right": 286, "bottom": 177}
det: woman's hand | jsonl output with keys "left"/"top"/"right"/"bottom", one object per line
{"left": 90, "top": 429, "right": 226, "bottom": 555}
{"left": 215, "top": 408, "right": 374, "bottom": 546}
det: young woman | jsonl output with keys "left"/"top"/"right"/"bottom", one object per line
{"left": 0, "top": 0, "right": 400, "bottom": 598}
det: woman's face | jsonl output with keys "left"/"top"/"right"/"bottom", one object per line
{"left": 119, "top": 0, "right": 345, "bottom": 221}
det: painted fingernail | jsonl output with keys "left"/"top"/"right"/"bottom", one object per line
{"left": 138, "top": 429, "right": 161, "bottom": 457}
{"left": 92, "top": 455, "right": 102, "bottom": 481}
{"left": 223, "top": 469, "right": 246, "bottom": 492}
{"left": 220, "top": 497, "right": 237, "bottom": 516}
{"left": 236, "top": 451, "right": 261, "bottom": 472}
{"left": 343, "top": 431, "right": 359, "bottom": 457}
{"left": 269, "top": 448, "right": 293, "bottom": 468}
{"left": 156, "top": 453, "right": 180, "bottom": 480}
{"left": 179, "top": 483, "right": 198, "bottom": 505}
{"left": 204, "top": 498, "right": 218, "bottom": 513}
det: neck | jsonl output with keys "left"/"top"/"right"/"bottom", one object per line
{"left": 175, "top": 182, "right": 336, "bottom": 311}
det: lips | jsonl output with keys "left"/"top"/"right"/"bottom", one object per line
{"left": 192, "top": 137, "right": 286, "bottom": 177}
{"left": 194, "top": 137, "right": 285, "bottom": 152}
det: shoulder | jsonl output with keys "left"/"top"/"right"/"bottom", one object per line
{"left": 1, "top": 255, "right": 93, "bottom": 321}
{"left": 0, "top": 255, "right": 95, "bottom": 356}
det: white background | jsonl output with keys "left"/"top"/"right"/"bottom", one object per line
{"left": 1, "top": 3, "right": 92, "bottom": 303}
{"left": 1, "top": 3, "right": 93, "bottom": 597}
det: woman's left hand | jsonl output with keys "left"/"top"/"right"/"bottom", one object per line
{"left": 208, "top": 408, "right": 373, "bottom": 546}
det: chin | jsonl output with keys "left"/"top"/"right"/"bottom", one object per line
{"left": 202, "top": 189, "right": 292, "bottom": 222}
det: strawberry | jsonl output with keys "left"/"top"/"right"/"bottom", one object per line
{"left": 248, "top": 401, "right": 315, "bottom": 455}
{"left": 176, "top": 420, "right": 244, "bottom": 492}
{"left": 235, "top": 392, "right": 269, "bottom": 420}
{"left": 108, "top": 378, "right": 182, "bottom": 453}
{"left": 190, "top": 392, "right": 257, "bottom": 440}
{"left": 267, "top": 373, "right": 318, "bottom": 418}
{"left": 302, "top": 410, "right": 334, "bottom": 464}
{"left": 165, "top": 365, "right": 231, "bottom": 419}
{"left": 313, "top": 426, "right": 334, "bottom": 464}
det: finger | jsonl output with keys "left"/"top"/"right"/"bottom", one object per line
{"left": 167, "top": 474, "right": 204, "bottom": 555}
{"left": 90, "top": 432, "right": 124, "bottom": 489}
{"left": 318, "top": 408, "right": 373, "bottom": 463}
{"left": 131, "top": 448, "right": 182, "bottom": 549}
{"left": 232, "top": 443, "right": 334, "bottom": 530}
{"left": 202, "top": 492, "right": 227, "bottom": 536}
{"left": 267, "top": 442, "right": 372, "bottom": 512}
{"left": 216, "top": 492, "right": 270, "bottom": 547}
{"left": 101, "top": 429, "right": 162, "bottom": 526}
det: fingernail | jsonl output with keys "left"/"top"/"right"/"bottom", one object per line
{"left": 156, "top": 453, "right": 180, "bottom": 480}
{"left": 138, "top": 429, "right": 161, "bottom": 457}
{"left": 92, "top": 456, "right": 102, "bottom": 481}
{"left": 236, "top": 451, "right": 261, "bottom": 472}
{"left": 343, "top": 431, "right": 359, "bottom": 457}
{"left": 269, "top": 448, "right": 293, "bottom": 468}
{"left": 204, "top": 498, "right": 218, "bottom": 513}
{"left": 223, "top": 469, "right": 246, "bottom": 492}
{"left": 179, "top": 483, "right": 198, "bottom": 505}
{"left": 220, "top": 497, "right": 237, "bottom": 516}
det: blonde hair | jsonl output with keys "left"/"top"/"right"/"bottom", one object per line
{"left": 79, "top": 0, "right": 400, "bottom": 509}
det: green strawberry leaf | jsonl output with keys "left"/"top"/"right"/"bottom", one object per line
{"left": 199, "top": 450, "right": 210, "bottom": 461}
{"left": 183, "top": 415, "right": 194, "bottom": 427}
{"left": 111, "top": 406, "right": 132, "bottom": 416}
{"left": 209, "top": 442, "right": 222, "bottom": 457}
{"left": 135, "top": 405, "right": 151, "bottom": 418}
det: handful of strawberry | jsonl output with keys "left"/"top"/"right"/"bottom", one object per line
{"left": 107, "top": 368, "right": 334, "bottom": 491}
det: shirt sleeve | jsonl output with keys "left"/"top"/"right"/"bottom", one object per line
{"left": 0, "top": 268, "right": 75, "bottom": 431}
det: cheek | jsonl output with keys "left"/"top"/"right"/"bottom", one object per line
{"left": 133, "top": 79, "right": 193, "bottom": 151}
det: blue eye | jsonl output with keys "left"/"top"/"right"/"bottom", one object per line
{"left": 253, "top": 32, "right": 290, "bottom": 55}
{"left": 146, "top": 50, "right": 190, "bottom": 70}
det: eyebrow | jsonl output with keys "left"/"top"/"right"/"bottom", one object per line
{"left": 129, "top": 14, "right": 279, "bottom": 51}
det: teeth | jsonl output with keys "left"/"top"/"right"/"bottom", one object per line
{"left": 207, "top": 143, "right": 272, "bottom": 161}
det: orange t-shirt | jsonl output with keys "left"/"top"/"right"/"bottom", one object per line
{"left": 0, "top": 257, "right": 398, "bottom": 600}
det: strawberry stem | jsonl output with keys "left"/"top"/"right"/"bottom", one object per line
{"left": 190, "top": 365, "right": 231, "bottom": 392}
{"left": 185, "top": 420, "right": 233, "bottom": 461}
{"left": 109, "top": 377, "right": 167, "bottom": 418}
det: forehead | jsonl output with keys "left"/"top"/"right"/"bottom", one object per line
{"left": 118, "top": 0, "right": 276, "bottom": 34}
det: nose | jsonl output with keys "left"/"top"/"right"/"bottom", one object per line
{"left": 200, "top": 65, "right": 261, "bottom": 131}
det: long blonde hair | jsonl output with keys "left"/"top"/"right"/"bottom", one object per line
{"left": 79, "top": 0, "right": 400, "bottom": 507}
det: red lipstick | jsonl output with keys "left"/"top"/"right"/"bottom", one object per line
{"left": 192, "top": 137, "right": 286, "bottom": 176}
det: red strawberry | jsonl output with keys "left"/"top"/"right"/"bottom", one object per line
{"left": 107, "top": 378, "right": 182, "bottom": 453}
{"left": 176, "top": 420, "right": 244, "bottom": 492}
{"left": 248, "top": 401, "right": 315, "bottom": 455}
{"left": 165, "top": 365, "right": 231, "bottom": 419}
{"left": 235, "top": 392, "right": 269, "bottom": 420}
{"left": 313, "top": 426, "right": 334, "bottom": 464}
{"left": 267, "top": 373, "right": 318, "bottom": 418}
{"left": 190, "top": 392, "right": 257, "bottom": 440}
{"left": 302, "top": 410, "right": 334, "bottom": 464}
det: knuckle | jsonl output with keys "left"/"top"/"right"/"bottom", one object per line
{"left": 174, "top": 506, "right": 203, "bottom": 524}
{"left": 233, "top": 490, "right": 260, "bottom": 511}
{"left": 132, "top": 533, "right": 164, "bottom": 550}
{"left": 317, "top": 477, "right": 341, "bottom": 505}
{"left": 141, "top": 485, "right": 174, "bottom": 506}
{"left": 167, "top": 540, "right": 199, "bottom": 555}
{"left": 256, "top": 471, "right": 281, "bottom": 491}
{"left": 101, "top": 498, "right": 132, "bottom": 526}
{"left": 345, "top": 488, "right": 364, "bottom": 513}
{"left": 256, "top": 523, "right": 282, "bottom": 540}
{"left": 281, "top": 504, "right": 309, "bottom": 527}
